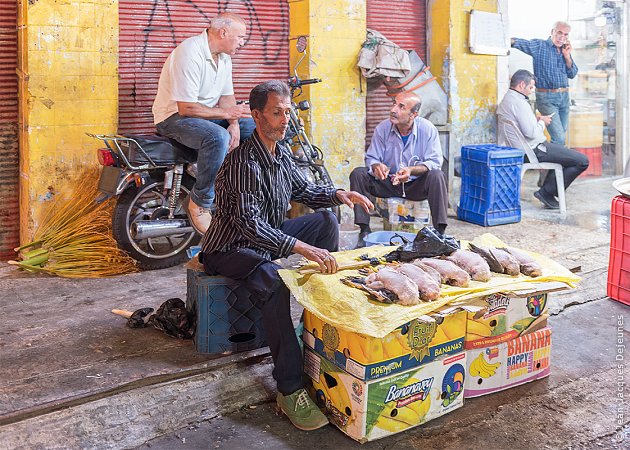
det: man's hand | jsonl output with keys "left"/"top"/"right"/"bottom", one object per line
{"left": 176, "top": 101, "right": 251, "bottom": 121}
{"left": 371, "top": 163, "right": 390, "bottom": 180}
{"left": 561, "top": 40, "right": 573, "bottom": 59}
{"left": 391, "top": 166, "right": 411, "bottom": 185}
{"left": 336, "top": 190, "right": 374, "bottom": 213}
{"left": 224, "top": 103, "right": 251, "bottom": 121}
{"left": 227, "top": 122, "right": 240, "bottom": 151}
{"left": 391, "top": 165, "right": 428, "bottom": 185}
{"left": 293, "top": 240, "right": 338, "bottom": 274}
{"left": 539, "top": 115, "right": 553, "bottom": 125}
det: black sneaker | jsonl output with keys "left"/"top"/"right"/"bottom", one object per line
{"left": 534, "top": 190, "right": 560, "bottom": 209}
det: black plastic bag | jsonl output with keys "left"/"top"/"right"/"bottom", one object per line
{"left": 386, "top": 226, "right": 460, "bottom": 262}
{"left": 148, "top": 298, "right": 194, "bottom": 339}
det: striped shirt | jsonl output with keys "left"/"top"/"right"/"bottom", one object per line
{"left": 512, "top": 38, "right": 578, "bottom": 89}
{"left": 201, "top": 130, "right": 342, "bottom": 260}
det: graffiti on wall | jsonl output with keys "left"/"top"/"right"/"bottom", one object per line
{"left": 119, "top": 0, "right": 290, "bottom": 134}
{"left": 135, "top": 0, "right": 289, "bottom": 68}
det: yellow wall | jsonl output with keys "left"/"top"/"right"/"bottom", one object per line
{"left": 288, "top": 0, "right": 366, "bottom": 202}
{"left": 18, "top": 0, "right": 118, "bottom": 242}
{"left": 429, "top": 0, "right": 498, "bottom": 151}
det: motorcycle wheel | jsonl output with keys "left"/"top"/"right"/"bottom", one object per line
{"left": 112, "top": 174, "right": 200, "bottom": 270}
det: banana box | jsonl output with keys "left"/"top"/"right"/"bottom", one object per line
{"left": 460, "top": 286, "right": 560, "bottom": 350}
{"left": 302, "top": 306, "right": 466, "bottom": 381}
{"left": 464, "top": 327, "right": 551, "bottom": 398}
{"left": 305, "top": 347, "right": 466, "bottom": 443}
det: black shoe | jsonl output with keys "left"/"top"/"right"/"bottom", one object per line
{"left": 356, "top": 230, "right": 370, "bottom": 248}
{"left": 534, "top": 190, "right": 560, "bottom": 209}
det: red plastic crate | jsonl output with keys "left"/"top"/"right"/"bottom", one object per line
{"left": 608, "top": 195, "right": 630, "bottom": 305}
{"left": 574, "top": 147, "right": 602, "bottom": 177}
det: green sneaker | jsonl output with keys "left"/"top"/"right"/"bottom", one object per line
{"left": 276, "top": 388, "right": 329, "bottom": 431}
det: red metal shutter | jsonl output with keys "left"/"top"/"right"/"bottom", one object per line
{"left": 366, "top": 0, "right": 426, "bottom": 149}
{"left": 0, "top": 0, "right": 18, "bottom": 259}
{"left": 118, "top": 1, "right": 289, "bottom": 135}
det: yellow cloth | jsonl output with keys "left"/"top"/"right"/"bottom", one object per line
{"left": 278, "top": 233, "right": 580, "bottom": 338}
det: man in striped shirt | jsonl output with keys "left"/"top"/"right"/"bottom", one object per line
{"left": 511, "top": 21, "right": 578, "bottom": 145}
{"left": 200, "top": 80, "right": 373, "bottom": 430}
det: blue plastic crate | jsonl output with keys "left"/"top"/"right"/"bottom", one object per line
{"left": 186, "top": 269, "right": 267, "bottom": 355}
{"left": 458, "top": 144, "right": 524, "bottom": 226}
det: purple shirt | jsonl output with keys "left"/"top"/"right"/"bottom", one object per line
{"left": 365, "top": 117, "right": 443, "bottom": 179}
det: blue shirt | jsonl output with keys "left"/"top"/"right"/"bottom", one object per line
{"left": 365, "top": 117, "right": 443, "bottom": 179}
{"left": 512, "top": 37, "right": 578, "bottom": 89}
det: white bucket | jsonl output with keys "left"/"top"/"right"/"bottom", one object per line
{"left": 338, "top": 223, "right": 360, "bottom": 251}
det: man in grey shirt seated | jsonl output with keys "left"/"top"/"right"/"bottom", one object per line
{"left": 350, "top": 91, "right": 448, "bottom": 246}
{"left": 497, "top": 69, "right": 588, "bottom": 209}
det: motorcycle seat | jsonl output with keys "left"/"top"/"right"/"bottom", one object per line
{"left": 122, "top": 134, "right": 197, "bottom": 164}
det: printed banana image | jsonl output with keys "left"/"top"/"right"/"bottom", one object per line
{"left": 317, "top": 358, "right": 353, "bottom": 420}
{"left": 467, "top": 319, "right": 494, "bottom": 337}
{"left": 469, "top": 353, "right": 500, "bottom": 378}
{"left": 373, "top": 377, "right": 431, "bottom": 432}
{"left": 440, "top": 314, "right": 467, "bottom": 341}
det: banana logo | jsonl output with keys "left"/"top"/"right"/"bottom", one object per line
{"left": 322, "top": 323, "right": 340, "bottom": 359}
{"left": 469, "top": 353, "right": 500, "bottom": 378}
{"left": 441, "top": 363, "right": 465, "bottom": 407}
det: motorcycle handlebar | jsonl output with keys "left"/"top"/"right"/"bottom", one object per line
{"left": 288, "top": 77, "right": 322, "bottom": 88}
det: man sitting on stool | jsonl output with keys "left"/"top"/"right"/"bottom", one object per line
{"left": 497, "top": 69, "right": 588, "bottom": 209}
{"left": 350, "top": 91, "right": 448, "bottom": 247}
{"left": 200, "top": 80, "right": 372, "bottom": 431}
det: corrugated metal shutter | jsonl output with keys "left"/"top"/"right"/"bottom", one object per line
{"left": 118, "top": 1, "right": 289, "bottom": 135}
{"left": 0, "top": 0, "right": 18, "bottom": 259}
{"left": 366, "top": 0, "right": 426, "bottom": 149}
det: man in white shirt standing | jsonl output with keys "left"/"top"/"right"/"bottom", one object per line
{"left": 152, "top": 12, "right": 254, "bottom": 234}
{"left": 497, "top": 70, "right": 588, "bottom": 209}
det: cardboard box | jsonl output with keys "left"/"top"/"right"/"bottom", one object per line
{"left": 461, "top": 290, "right": 551, "bottom": 350}
{"left": 464, "top": 327, "right": 551, "bottom": 398}
{"left": 306, "top": 348, "right": 466, "bottom": 443}
{"left": 302, "top": 306, "right": 467, "bottom": 381}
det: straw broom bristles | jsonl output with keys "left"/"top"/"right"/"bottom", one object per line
{"left": 10, "top": 168, "right": 138, "bottom": 277}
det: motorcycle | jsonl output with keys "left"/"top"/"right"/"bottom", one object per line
{"left": 91, "top": 133, "right": 200, "bottom": 270}
{"left": 92, "top": 37, "right": 337, "bottom": 270}
{"left": 280, "top": 36, "right": 340, "bottom": 220}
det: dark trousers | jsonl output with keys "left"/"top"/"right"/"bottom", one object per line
{"left": 201, "top": 210, "right": 338, "bottom": 395}
{"left": 349, "top": 166, "right": 448, "bottom": 229}
{"left": 534, "top": 142, "right": 589, "bottom": 197}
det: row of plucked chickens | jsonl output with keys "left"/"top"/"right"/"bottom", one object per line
{"left": 341, "top": 244, "right": 543, "bottom": 307}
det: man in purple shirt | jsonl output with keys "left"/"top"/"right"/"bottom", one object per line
{"left": 350, "top": 92, "right": 448, "bottom": 246}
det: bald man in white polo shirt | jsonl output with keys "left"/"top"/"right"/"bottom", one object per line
{"left": 153, "top": 12, "right": 254, "bottom": 234}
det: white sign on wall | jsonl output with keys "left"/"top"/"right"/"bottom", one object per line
{"left": 469, "top": 10, "right": 510, "bottom": 55}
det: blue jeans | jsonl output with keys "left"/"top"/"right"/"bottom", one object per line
{"left": 156, "top": 114, "right": 255, "bottom": 208}
{"left": 535, "top": 91, "right": 570, "bottom": 146}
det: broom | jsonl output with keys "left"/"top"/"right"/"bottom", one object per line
{"left": 9, "top": 168, "right": 138, "bottom": 277}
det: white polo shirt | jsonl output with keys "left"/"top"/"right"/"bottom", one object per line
{"left": 152, "top": 30, "right": 234, "bottom": 124}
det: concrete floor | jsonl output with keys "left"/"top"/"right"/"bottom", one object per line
{"left": 0, "top": 174, "right": 628, "bottom": 449}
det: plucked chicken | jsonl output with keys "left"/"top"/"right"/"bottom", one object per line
{"left": 365, "top": 267, "right": 420, "bottom": 306}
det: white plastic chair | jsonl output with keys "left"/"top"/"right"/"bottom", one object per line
{"left": 497, "top": 116, "right": 566, "bottom": 213}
